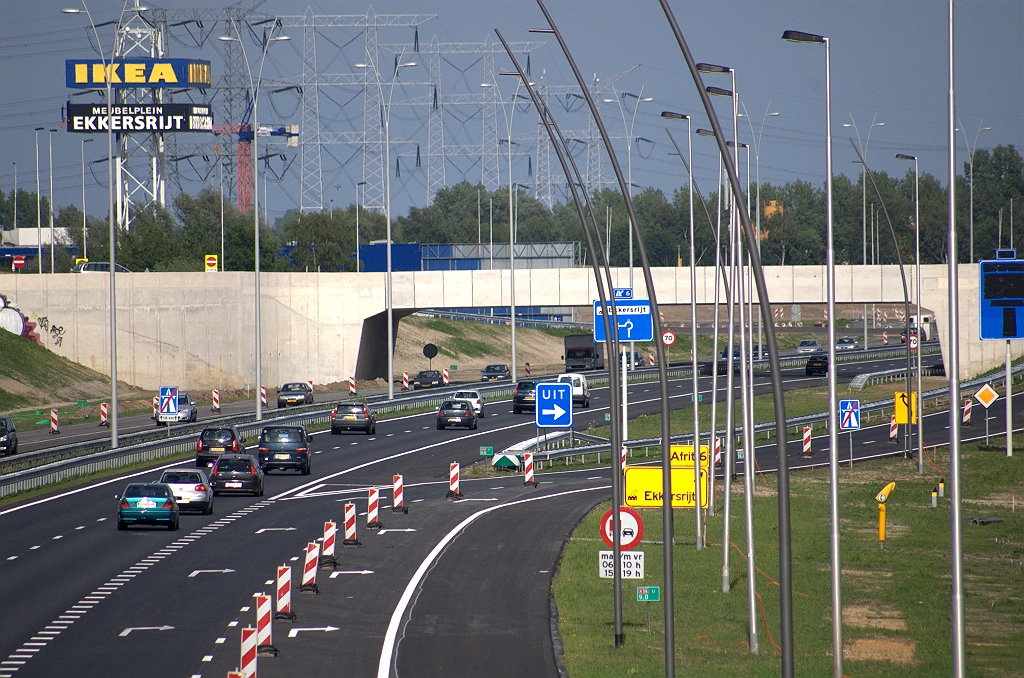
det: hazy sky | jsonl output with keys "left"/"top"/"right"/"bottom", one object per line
{"left": 1, "top": 0, "right": 1021, "bottom": 224}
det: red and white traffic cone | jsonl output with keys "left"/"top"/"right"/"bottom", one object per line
{"left": 525, "top": 362, "right": 531, "bottom": 376}
{"left": 260, "top": 385, "right": 267, "bottom": 407}
{"left": 152, "top": 396, "right": 158, "bottom": 419}
{"left": 889, "top": 415, "right": 898, "bottom": 443}
{"left": 963, "top": 398, "right": 972, "bottom": 426}
{"left": 299, "top": 542, "right": 320, "bottom": 594}
{"left": 254, "top": 593, "right": 278, "bottom": 657}
{"left": 392, "top": 474, "right": 408, "bottom": 514}
{"left": 349, "top": 376, "right": 356, "bottom": 396}
{"left": 802, "top": 426, "right": 812, "bottom": 456}
{"left": 319, "top": 521, "right": 338, "bottom": 570}
{"left": 367, "top": 487, "right": 384, "bottom": 530}
{"left": 523, "top": 452, "right": 538, "bottom": 488}
{"left": 212, "top": 389, "right": 220, "bottom": 413}
{"left": 99, "top": 402, "right": 109, "bottom": 427}
{"left": 446, "top": 462, "right": 463, "bottom": 500}
{"left": 50, "top": 409, "right": 59, "bottom": 435}
{"left": 402, "top": 371, "right": 409, "bottom": 390}
{"left": 275, "top": 565, "right": 296, "bottom": 621}
{"left": 240, "top": 626, "right": 257, "bottom": 678}
{"left": 442, "top": 368, "right": 450, "bottom": 385}
{"left": 343, "top": 502, "right": 361, "bottom": 546}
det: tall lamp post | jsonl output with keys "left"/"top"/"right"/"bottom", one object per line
{"left": 220, "top": 22, "right": 290, "bottom": 421}
{"left": 11, "top": 162, "right": 16, "bottom": 233}
{"left": 81, "top": 138, "right": 94, "bottom": 260}
{"left": 896, "top": 153, "right": 923, "bottom": 474}
{"left": 956, "top": 119, "right": 990, "bottom": 263}
{"left": 48, "top": 128, "right": 58, "bottom": 274}
{"left": 843, "top": 115, "right": 884, "bottom": 348}
{"left": 357, "top": 51, "right": 417, "bottom": 400}
{"left": 783, "top": 29, "right": 842, "bottom": 678}
{"left": 34, "top": 127, "right": 44, "bottom": 274}
{"left": 356, "top": 181, "right": 367, "bottom": 271}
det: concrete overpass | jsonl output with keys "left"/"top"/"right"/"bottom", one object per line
{"left": 4, "top": 265, "right": 1020, "bottom": 390}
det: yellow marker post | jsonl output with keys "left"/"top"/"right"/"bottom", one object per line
{"left": 876, "top": 481, "right": 896, "bottom": 549}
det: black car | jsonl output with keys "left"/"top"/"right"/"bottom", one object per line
{"left": 331, "top": 401, "right": 376, "bottom": 435}
{"left": 0, "top": 414, "right": 17, "bottom": 457}
{"left": 480, "top": 364, "right": 512, "bottom": 382}
{"left": 805, "top": 354, "right": 829, "bottom": 376}
{"left": 277, "top": 382, "right": 314, "bottom": 408}
{"left": 257, "top": 425, "right": 311, "bottom": 475}
{"left": 195, "top": 425, "right": 247, "bottom": 468}
{"left": 436, "top": 400, "right": 478, "bottom": 430}
{"left": 210, "top": 453, "right": 265, "bottom": 496}
{"left": 512, "top": 381, "right": 537, "bottom": 414}
{"left": 413, "top": 370, "right": 443, "bottom": 389}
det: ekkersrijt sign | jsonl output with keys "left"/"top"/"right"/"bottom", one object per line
{"left": 66, "top": 103, "right": 213, "bottom": 133}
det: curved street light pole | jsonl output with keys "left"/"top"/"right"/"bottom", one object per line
{"left": 897, "top": 153, "right": 923, "bottom": 474}
{"left": 956, "top": 119, "right": 990, "bottom": 264}
{"left": 82, "top": 138, "right": 94, "bottom": 260}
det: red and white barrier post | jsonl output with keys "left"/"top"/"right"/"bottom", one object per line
{"left": 392, "top": 474, "right": 408, "bottom": 514}
{"left": 211, "top": 389, "right": 220, "bottom": 413}
{"left": 275, "top": 565, "right": 296, "bottom": 621}
{"left": 882, "top": 331, "right": 889, "bottom": 345}
{"left": 50, "top": 409, "right": 60, "bottom": 435}
{"left": 442, "top": 368, "right": 450, "bottom": 385}
{"left": 299, "top": 542, "right": 320, "bottom": 594}
{"left": 802, "top": 426, "right": 812, "bottom": 456}
{"left": 349, "top": 376, "right": 356, "bottom": 396}
{"left": 523, "top": 452, "right": 537, "bottom": 487}
{"left": 525, "top": 362, "right": 531, "bottom": 377}
{"left": 649, "top": 352, "right": 655, "bottom": 366}
{"left": 254, "top": 593, "right": 278, "bottom": 656}
{"left": 99, "top": 402, "right": 109, "bottom": 427}
{"left": 402, "top": 371, "right": 409, "bottom": 390}
{"left": 714, "top": 437, "right": 722, "bottom": 466}
{"left": 889, "top": 415, "right": 899, "bottom": 443}
{"left": 152, "top": 396, "right": 158, "bottom": 419}
{"left": 367, "top": 487, "right": 383, "bottom": 530}
{"left": 620, "top": 444, "right": 627, "bottom": 469}
{"left": 260, "top": 385, "right": 267, "bottom": 407}
{"left": 307, "top": 380, "right": 314, "bottom": 392}
{"left": 319, "top": 521, "right": 338, "bottom": 570}
{"left": 446, "top": 462, "right": 463, "bottom": 500}
{"left": 343, "top": 502, "right": 361, "bottom": 546}
{"left": 240, "top": 626, "right": 258, "bottom": 678}
{"left": 963, "top": 398, "right": 972, "bottom": 426}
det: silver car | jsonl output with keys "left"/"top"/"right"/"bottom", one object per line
{"left": 836, "top": 336, "right": 859, "bottom": 351}
{"left": 157, "top": 392, "right": 198, "bottom": 426}
{"left": 796, "top": 339, "right": 822, "bottom": 354}
{"left": 158, "top": 468, "right": 213, "bottom": 514}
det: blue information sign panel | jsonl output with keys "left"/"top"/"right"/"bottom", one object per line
{"left": 979, "top": 258, "right": 1024, "bottom": 340}
{"left": 158, "top": 386, "right": 179, "bottom": 418}
{"left": 535, "top": 382, "right": 574, "bottom": 429}
{"left": 613, "top": 288, "right": 633, "bottom": 300}
{"left": 838, "top": 399, "right": 861, "bottom": 431}
{"left": 593, "top": 300, "right": 654, "bottom": 343}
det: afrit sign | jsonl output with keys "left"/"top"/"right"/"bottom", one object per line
{"left": 66, "top": 59, "right": 212, "bottom": 88}
{"left": 624, "top": 466, "right": 709, "bottom": 508}
{"left": 67, "top": 104, "right": 213, "bottom": 133}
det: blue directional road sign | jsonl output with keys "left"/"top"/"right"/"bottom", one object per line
{"left": 838, "top": 399, "right": 861, "bottom": 431}
{"left": 613, "top": 288, "right": 633, "bottom": 300}
{"left": 979, "top": 255, "right": 1024, "bottom": 340}
{"left": 593, "top": 300, "right": 654, "bottom": 343}
{"left": 159, "top": 386, "right": 179, "bottom": 416}
{"left": 535, "top": 382, "right": 574, "bottom": 429}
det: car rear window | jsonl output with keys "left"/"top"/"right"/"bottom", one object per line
{"left": 263, "top": 428, "right": 303, "bottom": 443}
{"left": 161, "top": 472, "right": 202, "bottom": 484}
{"left": 454, "top": 392, "right": 477, "bottom": 399}
{"left": 337, "top": 404, "right": 364, "bottom": 413}
{"left": 125, "top": 484, "right": 170, "bottom": 498}
{"left": 441, "top": 401, "right": 469, "bottom": 410}
{"left": 217, "top": 458, "right": 252, "bottom": 471}
{"left": 518, "top": 382, "right": 536, "bottom": 390}
{"left": 201, "top": 428, "right": 235, "bottom": 442}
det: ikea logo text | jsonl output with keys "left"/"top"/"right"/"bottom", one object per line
{"left": 66, "top": 59, "right": 212, "bottom": 89}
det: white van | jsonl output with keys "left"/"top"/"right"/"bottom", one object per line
{"left": 556, "top": 373, "right": 591, "bottom": 408}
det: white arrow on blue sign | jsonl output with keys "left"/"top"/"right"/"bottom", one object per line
{"left": 593, "top": 300, "right": 654, "bottom": 342}
{"left": 838, "top": 399, "right": 860, "bottom": 430}
{"left": 159, "top": 386, "right": 179, "bottom": 415}
{"left": 535, "top": 382, "right": 574, "bottom": 428}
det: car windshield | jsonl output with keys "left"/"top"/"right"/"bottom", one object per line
{"left": 483, "top": 365, "right": 506, "bottom": 373}
{"left": 839, "top": 338, "right": 854, "bottom": 344}
{"left": 263, "top": 428, "right": 303, "bottom": 443}
{"left": 281, "top": 383, "right": 305, "bottom": 392}
{"left": 160, "top": 472, "right": 203, "bottom": 484}
{"left": 125, "top": 484, "right": 169, "bottom": 498}
{"left": 177, "top": 394, "right": 189, "bottom": 405}
{"left": 0, "top": 420, "right": 8, "bottom": 433}
{"left": 418, "top": 371, "right": 440, "bottom": 379}
{"left": 217, "top": 458, "right": 252, "bottom": 471}
{"left": 798, "top": 340, "right": 816, "bottom": 347}
{"left": 566, "top": 348, "right": 591, "bottom": 359}
{"left": 201, "top": 429, "right": 235, "bottom": 443}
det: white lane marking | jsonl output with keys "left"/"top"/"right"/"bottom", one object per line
{"left": 29, "top": 546, "right": 41, "bottom": 550}
{"left": 315, "top": 451, "right": 322, "bottom": 454}
{"left": 254, "top": 528, "right": 296, "bottom": 534}
{"left": 6, "top": 556, "right": 16, "bottom": 561}
{"left": 587, "top": 476, "right": 604, "bottom": 480}
{"left": 489, "top": 487, "right": 505, "bottom": 490}
{"left": 329, "top": 569, "right": 374, "bottom": 577}
{"left": 377, "top": 528, "right": 416, "bottom": 534}
{"left": 228, "top": 621, "right": 238, "bottom": 627}
{"left": 412, "top": 499, "right": 425, "bottom": 503}
{"left": 75, "top": 526, "right": 85, "bottom": 530}
{"left": 376, "top": 485, "right": 610, "bottom": 678}
{"left": 203, "top": 655, "right": 213, "bottom": 662}
{"left": 97, "top": 518, "right": 106, "bottom": 522}
{"left": 458, "top": 498, "right": 498, "bottom": 502}
{"left": 215, "top": 637, "right": 226, "bottom": 644}
{"left": 386, "top": 433, "right": 394, "bottom": 437}
{"left": 52, "top": 535, "right": 63, "bottom": 540}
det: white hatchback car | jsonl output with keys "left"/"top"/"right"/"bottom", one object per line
{"left": 453, "top": 390, "right": 485, "bottom": 417}
{"left": 158, "top": 468, "right": 213, "bottom": 514}
{"left": 556, "top": 373, "right": 591, "bottom": 408}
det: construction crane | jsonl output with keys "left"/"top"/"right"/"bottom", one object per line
{"left": 212, "top": 121, "right": 297, "bottom": 212}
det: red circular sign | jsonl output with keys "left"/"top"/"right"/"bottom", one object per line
{"left": 662, "top": 330, "right": 676, "bottom": 347}
{"left": 600, "top": 506, "right": 644, "bottom": 551}
{"left": 205, "top": 255, "right": 218, "bottom": 269}
{"left": 12, "top": 255, "right": 25, "bottom": 269}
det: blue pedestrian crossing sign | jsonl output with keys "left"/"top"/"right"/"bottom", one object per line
{"left": 838, "top": 399, "right": 860, "bottom": 431}
{"left": 535, "top": 382, "right": 573, "bottom": 428}
{"left": 159, "top": 386, "right": 179, "bottom": 416}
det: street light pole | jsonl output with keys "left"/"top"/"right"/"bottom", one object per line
{"left": 356, "top": 181, "right": 367, "bottom": 272}
{"left": 48, "top": 128, "right": 57, "bottom": 274}
{"left": 740, "top": 103, "right": 778, "bottom": 357}
{"left": 34, "top": 127, "right": 43, "bottom": 274}
{"left": 81, "top": 138, "right": 93, "bottom": 260}
{"left": 956, "top": 119, "right": 990, "bottom": 264}
{"left": 844, "top": 115, "right": 884, "bottom": 349}
{"left": 783, "top": 28, "right": 841, "bottom": 678}
{"left": 897, "top": 153, "right": 923, "bottom": 473}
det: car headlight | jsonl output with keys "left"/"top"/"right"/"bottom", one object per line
{"left": 0, "top": 434, "right": 7, "bottom": 442}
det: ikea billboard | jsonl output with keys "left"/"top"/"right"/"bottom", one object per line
{"left": 66, "top": 59, "right": 211, "bottom": 88}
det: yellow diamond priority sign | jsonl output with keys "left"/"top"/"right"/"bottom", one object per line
{"left": 974, "top": 383, "right": 998, "bottom": 410}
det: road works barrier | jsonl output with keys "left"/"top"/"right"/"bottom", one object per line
{"left": 402, "top": 372, "right": 409, "bottom": 390}
{"left": 260, "top": 385, "right": 267, "bottom": 407}
{"left": 349, "top": 377, "right": 356, "bottom": 396}
{"left": 211, "top": 390, "right": 220, "bottom": 413}
{"left": 319, "top": 521, "right": 338, "bottom": 570}
{"left": 802, "top": 427, "right": 812, "bottom": 456}
{"left": 275, "top": 565, "right": 296, "bottom": 621}
{"left": 889, "top": 416, "right": 899, "bottom": 442}
{"left": 343, "top": 502, "right": 361, "bottom": 546}
{"left": 523, "top": 452, "right": 537, "bottom": 487}
{"left": 49, "top": 409, "right": 59, "bottom": 435}
{"left": 367, "top": 487, "right": 383, "bottom": 530}
{"left": 255, "top": 593, "right": 278, "bottom": 657}
{"left": 392, "top": 474, "right": 407, "bottom": 513}
{"left": 963, "top": 399, "right": 972, "bottom": 426}
{"left": 299, "top": 542, "right": 320, "bottom": 594}
{"left": 240, "top": 626, "right": 257, "bottom": 678}
{"left": 446, "top": 462, "right": 462, "bottom": 500}
{"left": 442, "top": 368, "right": 450, "bottom": 385}
{"left": 99, "top": 402, "right": 109, "bottom": 427}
